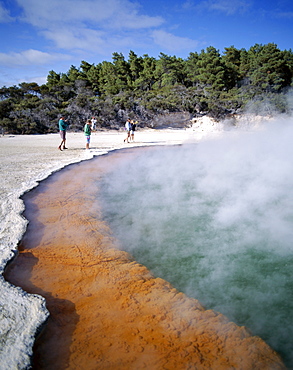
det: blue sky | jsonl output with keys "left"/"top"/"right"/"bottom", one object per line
{"left": 0, "top": 0, "right": 292, "bottom": 87}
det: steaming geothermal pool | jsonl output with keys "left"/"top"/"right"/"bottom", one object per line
{"left": 98, "top": 121, "right": 293, "bottom": 367}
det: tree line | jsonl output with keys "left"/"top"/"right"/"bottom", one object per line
{"left": 0, "top": 43, "right": 292, "bottom": 134}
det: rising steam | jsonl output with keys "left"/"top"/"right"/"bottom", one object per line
{"left": 99, "top": 114, "right": 293, "bottom": 367}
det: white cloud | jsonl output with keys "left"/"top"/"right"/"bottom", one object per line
{"left": 109, "top": 13, "right": 164, "bottom": 30}
{"left": 19, "top": 75, "right": 47, "bottom": 86}
{"left": 199, "top": 0, "right": 250, "bottom": 15}
{"left": 16, "top": 0, "right": 164, "bottom": 30}
{"left": 151, "top": 30, "right": 199, "bottom": 52}
{"left": 0, "top": 49, "right": 70, "bottom": 66}
{"left": 276, "top": 11, "right": 293, "bottom": 19}
{"left": 42, "top": 27, "right": 146, "bottom": 55}
{"left": 182, "top": 0, "right": 195, "bottom": 10}
{"left": 43, "top": 28, "right": 107, "bottom": 51}
{"left": 17, "top": 0, "right": 115, "bottom": 26}
{"left": 13, "top": 0, "right": 165, "bottom": 57}
{"left": 0, "top": 3, "right": 14, "bottom": 22}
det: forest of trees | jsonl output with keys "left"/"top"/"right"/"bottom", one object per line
{"left": 1, "top": 43, "right": 293, "bottom": 134}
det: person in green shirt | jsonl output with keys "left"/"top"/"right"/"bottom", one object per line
{"left": 84, "top": 119, "right": 92, "bottom": 149}
{"left": 58, "top": 116, "right": 69, "bottom": 151}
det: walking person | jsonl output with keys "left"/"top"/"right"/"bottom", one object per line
{"left": 58, "top": 116, "right": 69, "bottom": 151}
{"left": 84, "top": 119, "right": 92, "bottom": 150}
{"left": 124, "top": 119, "right": 131, "bottom": 143}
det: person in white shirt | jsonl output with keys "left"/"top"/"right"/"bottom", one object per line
{"left": 124, "top": 119, "right": 131, "bottom": 143}
{"left": 91, "top": 116, "right": 97, "bottom": 131}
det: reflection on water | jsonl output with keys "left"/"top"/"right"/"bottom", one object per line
{"left": 98, "top": 120, "right": 293, "bottom": 368}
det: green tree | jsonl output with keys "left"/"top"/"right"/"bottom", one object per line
{"left": 80, "top": 60, "right": 93, "bottom": 76}
{"left": 196, "top": 47, "right": 226, "bottom": 92}
{"left": 154, "top": 53, "right": 186, "bottom": 88}
{"left": 99, "top": 61, "right": 120, "bottom": 95}
{"left": 134, "top": 54, "right": 157, "bottom": 91}
{"left": 185, "top": 51, "right": 199, "bottom": 87}
{"left": 112, "top": 52, "right": 130, "bottom": 92}
{"left": 1, "top": 44, "right": 293, "bottom": 134}
{"left": 283, "top": 49, "right": 293, "bottom": 85}
{"left": 67, "top": 65, "right": 81, "bottom": 82}
{"left": 47, "top": 70, "right": 61, "bottom": 88}
{"left": 128, "top": 51, "right": 143, "bottom": 88}
{"left": 238, "top": 48, "right": 250, "bottom": 84}
{"left": 86, "top": 64, "right": 101, "bottom": 94}
{"left": 248, "top": 43, "right": 291, "bottom": 92}
{"left": 18, "top": 82, "right": 41, "bottom": 95}
{"left": 222, "top": 46, "right": 241, "bottom": 89}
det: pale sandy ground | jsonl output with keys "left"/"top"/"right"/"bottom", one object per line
{"left": 0, "top": 127, "right": 286, "bottom": 369}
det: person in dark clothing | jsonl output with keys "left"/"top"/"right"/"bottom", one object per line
{"left": 130, "top": 120, "right": 137, "bottom": 141}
